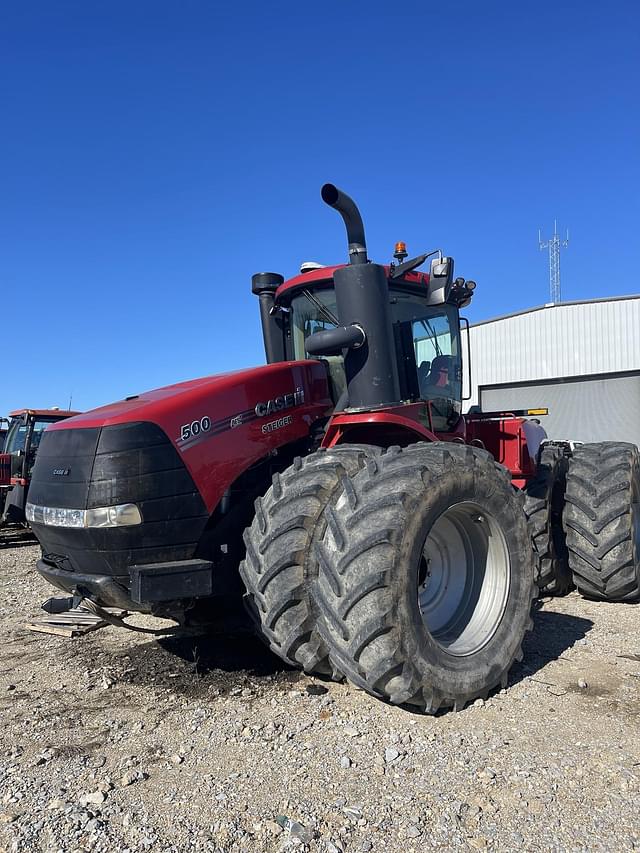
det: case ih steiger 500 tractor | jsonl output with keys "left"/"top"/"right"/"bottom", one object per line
{"left": 26, "top": 185, "right": 640, "bottom": 713}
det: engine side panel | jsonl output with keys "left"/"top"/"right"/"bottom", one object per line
{"left": 176, "top": 362, "right": 332, "bottom": 512}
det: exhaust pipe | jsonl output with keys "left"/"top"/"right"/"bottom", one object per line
{"left": 321, "top": 183, "right": 368, "bottom": 265}
{"left": 307, "top": 183, "right": 401, "bottom": 410}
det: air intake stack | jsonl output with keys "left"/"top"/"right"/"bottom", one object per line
{"left": 252, "top": 272, "right": 286, "bottom": 364}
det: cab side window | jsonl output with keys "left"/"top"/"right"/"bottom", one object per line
{"left": 412, "top": 315, "right": 457, "bottom": 400}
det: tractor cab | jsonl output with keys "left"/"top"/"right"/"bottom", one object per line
{"left": 254, "top": 245, "right": 476, "bottom": 435}
{"left": 283, "top": 266, "right": 474, "bottom": 432}
{"left": 0, "top": 408, "right": 80, "bottom": 525}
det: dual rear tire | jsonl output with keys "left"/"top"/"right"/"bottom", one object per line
{"left": 524, "top": 445, "right": 572, "bottom": 596}
{"left": 241, "top": 442, "right": 535, "bottom": 712}
{"left": 564, "top": 442, "right": 640, "bottom": 601}
{"left": 522, "top": 440, "right": 640, "bottom": 602}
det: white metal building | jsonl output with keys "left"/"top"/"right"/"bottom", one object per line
{"left": 463, "top": 295, "right": 640, "bottom": 446}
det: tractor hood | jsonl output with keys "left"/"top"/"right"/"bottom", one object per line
{"left": 34, "top": 359, "right": 333, "bottom": 518}
{"left": 47, "top": 362, "right": 329, "bottom": 432}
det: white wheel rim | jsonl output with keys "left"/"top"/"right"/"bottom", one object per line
{"left": 418, "top": 501, "right": 511, "bottom": 656}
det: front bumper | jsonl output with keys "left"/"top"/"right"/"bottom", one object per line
{"left": 37, "top": 556, "right": 214, "bottom": 611}
{"left": 37, "top": 558, "right": 134, "bottom": 609}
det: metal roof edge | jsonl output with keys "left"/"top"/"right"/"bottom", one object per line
{"left": 469, "top": 294, "right": 640, "bottom": 328}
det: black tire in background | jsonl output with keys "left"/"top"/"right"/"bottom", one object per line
{"left": 239, "top": 445, "right": 378, "bottom": 674}
{"left": 564, "top": 442, "right": 640, "bottom": 601}
{"left": 524, "top": 444, "right": 572, "bottom": 596}
{"left": 314, "top": 442, "right": 536, "bottom": 713}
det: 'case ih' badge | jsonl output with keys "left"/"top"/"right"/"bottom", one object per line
{"left": 176, "top": 387, "right": 305, "bottom": 450}
{"left": 254, "top": 387, "right": 304, "bottom": 418}
{"left": 52, "top": 468, "right": 70, "bottom": 476}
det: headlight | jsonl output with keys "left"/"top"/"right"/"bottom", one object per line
{"left": 26, "top": 502, "right": 143, "bottom": 529}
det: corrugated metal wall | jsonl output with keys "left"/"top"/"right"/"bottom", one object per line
{"left": 480, "top": 374, "right": 640, "bottom": 444}
{"left": 464, "top": 296, "right": 640, "bottom": 407}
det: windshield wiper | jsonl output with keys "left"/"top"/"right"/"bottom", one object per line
{"left": 420, "top": 319, "right": 443, "bottom": 356}
{"left": 302, "top": 289, "right": 340, "bottom": 327}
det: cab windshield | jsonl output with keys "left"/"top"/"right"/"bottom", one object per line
{"left": 290, "top": 289, "right": 346, "bottom": 401}
{"left": 289, "top": 286, "right": 462, "bottom": 430}
{"left": 5, "top": 418, "right": 57, "bottom": 455}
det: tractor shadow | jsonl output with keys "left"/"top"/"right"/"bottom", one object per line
{"left": 161, "top": 630, "right": 292, "bottom": 678}
{"left": 507, "top": 600, "right": 594, "bottom": 688}
{"left": 118, "top": 626, "right": 299, "bottom": 701}
{"left": 117, "top": 598, "right": 594, "bottom": 706}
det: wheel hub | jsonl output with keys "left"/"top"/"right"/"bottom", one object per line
{"left": 418, "top": 501, "right": 510, "bottom": 656}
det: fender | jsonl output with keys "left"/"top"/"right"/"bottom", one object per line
{"left": 322, "top": 402, "right": 466, "bottom": 448}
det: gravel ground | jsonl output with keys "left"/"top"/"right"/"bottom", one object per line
{"left": 1, "top": 533, "right": 640, "bottom": 853}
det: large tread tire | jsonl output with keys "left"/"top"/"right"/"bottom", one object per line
{"left": 524, "top": 444, "right": 572, "bottom": 596}
{"left": 239, "top": 445, "right": 378, "bottom": 674}
{"left": 314, "top": 442, "right": 536, "bottom": 713}
{"left": 564, "top": 442, "right": 640, "bottom": 601}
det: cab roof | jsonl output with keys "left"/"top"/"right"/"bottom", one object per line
{"left": 9, "top": 408, "right": 81, "bottom": 419}
{"left": 275, "top": 264, "right": 430, "bottom": 301}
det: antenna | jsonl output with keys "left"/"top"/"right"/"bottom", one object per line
{"left": 539, "top": 220, "right": 569, "bottom": 303}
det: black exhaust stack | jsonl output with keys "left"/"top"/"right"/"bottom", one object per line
{"left": 306, "top": 184, "right": 401, "bottom": 410}
{"left": 252, "top": 272, "right": 286, "bottom": 364}
{"left": 320, "top": 183, "right": 368, "bottom": 265}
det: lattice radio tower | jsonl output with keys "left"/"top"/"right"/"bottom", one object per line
{"left": 538, "top": 220, "right": 569, "bottom": 303}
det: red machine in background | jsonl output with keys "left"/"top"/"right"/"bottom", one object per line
{"left": 0, "top": 408, "right": 80, "bottom": 526}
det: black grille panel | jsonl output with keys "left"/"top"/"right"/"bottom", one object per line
{"left": 88, "top": 467, "right": 196, "bottom": 507}
{"left": 29, "top": 421, "right": 209, "bottom": 577}
{"left": 29, "top": 428, "right": 100, "bottom": 509}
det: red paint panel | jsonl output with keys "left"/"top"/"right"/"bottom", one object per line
{"left": 0, "top": 453, "right": 11, "bottom": 487}
{"left": 466, "top": 416, "right": 536, "bottom": 480}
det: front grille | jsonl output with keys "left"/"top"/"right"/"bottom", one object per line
{"left": 28, "top": 427, "right": 100, "bottom": 509}
{"left": 29, "top": 421, "right": 209, "bottom": 577}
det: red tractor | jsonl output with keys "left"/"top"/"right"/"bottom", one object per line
{"left": 0, "top": 408, "right": 80, "bottom": 527}
{"left": 26, "top": 185, "right": 639, "bottom": 712}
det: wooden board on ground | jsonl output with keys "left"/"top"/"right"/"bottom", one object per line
{"left": 26, "top": 607, "right": 126, "bottom": 638}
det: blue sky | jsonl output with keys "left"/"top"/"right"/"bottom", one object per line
{"left": 2, "top": 1, "right": 638, "bottom": 413}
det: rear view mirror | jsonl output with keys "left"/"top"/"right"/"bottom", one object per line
{"left": 430, "top": 256, "right": 452, "bottom": 280}
{"left": 427, "top": 256, "right": 454, "bottom": 305}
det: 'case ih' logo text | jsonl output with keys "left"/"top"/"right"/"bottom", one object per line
{"left": 52, "top": 468, "right": 70, "bottom": 476}
{"left": 255, "top": 388, "right": 304, "bottom": 418}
